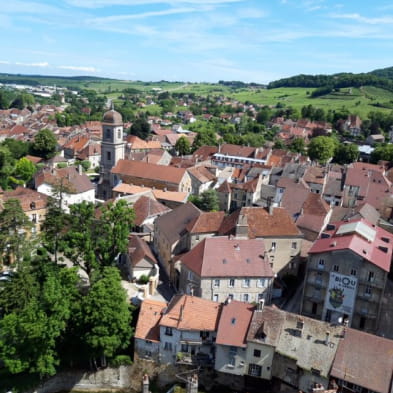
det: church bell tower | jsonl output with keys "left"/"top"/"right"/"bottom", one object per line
{"left": 97, "top": 109, "right": 125, "bottom": 200}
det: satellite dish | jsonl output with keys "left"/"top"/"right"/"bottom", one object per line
{"left": 338, "top": 317, "right": 343, "bottom": 324}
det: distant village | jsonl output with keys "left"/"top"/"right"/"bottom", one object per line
{"left": 1, "top": 82, "right": 393, "bottom": 393}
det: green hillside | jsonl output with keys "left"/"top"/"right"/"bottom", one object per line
{"left": 3, "top": 72, "right": 393, "bottom": 119}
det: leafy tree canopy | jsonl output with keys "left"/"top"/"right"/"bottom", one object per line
{"left": 333, "top": 143, "right": 359, "bottom": 165}
{"left": 189, "top": 189, "right": 220, "bottom": 212}
{"left": 307, "top": 136, "right": 338, "bottom": 164}
{"left": 31, "top": 128, "right": 57, "bottom": 159}
{"left": 175, "top": 135, "right": 191, "bottom": 156}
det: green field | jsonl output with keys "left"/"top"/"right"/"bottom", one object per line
{"left": 229, "top": 86, "right": 393, "bottom": 117}
{"left": 2, "top": 73, "right": 393, "bottom": 118}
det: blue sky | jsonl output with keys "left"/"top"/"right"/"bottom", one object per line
{"left": 1, "top": 0, "right": 393, "bottom": 83}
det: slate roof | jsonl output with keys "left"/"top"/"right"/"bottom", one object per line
{"left": 160, "top": 295, "right": 221, "bottom": 331}
{"left": 112, "top": 159, "right": 187, "bottom": 185}
{"left": 331, "top": 328, "right": 393, "bottom": 393}
{"left": 154, "top": 202, "right": 201, "bottom": 245}
{"left": 216, "top": 300, "right": 255, "bottom": 348}
{"left": 134, "top": 298, "right": 166, "bottom": 342}
{"left": 179, "top": 237, "right": 274, "bottom": 278}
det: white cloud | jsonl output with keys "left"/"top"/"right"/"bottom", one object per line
{"left": 1, "top": 1, "right": 64, "bottom": 15}
{"left": 66, "top": 0, "right": 243, "bottom": 7}
{"left": 58, "top": 65, "right": 98, "bottom": 72}
{"left": 330, "top": 13, "right": 393, "bottom": 25}
{"left": 87, "top": 6, "right": 209, "bottom": 24}
{"left": 15, "top": 61, "right": 49, "bottom": 67}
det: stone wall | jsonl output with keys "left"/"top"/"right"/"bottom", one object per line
{"left": 31, "top": 361, "right": 180, "bottom": 393}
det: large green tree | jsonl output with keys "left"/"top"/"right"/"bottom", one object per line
{"left": 11, "top": 157, "right": 37, "bottom": 184}
{"left": 307, "top": 136, "right": 338, "bottom": 164}
{"left": 41, "top": 181, "right": 70, "bottom": 264}
{"left": 334, "top": 143, "right": 359, "bottom": 164}
{"left": 189, "top": 189, "right": 220, "bottom": 212}
{"left": 129, "top": 118, "right": 150, "bottom": 140}
{"left": 79, "top": 267, "right": 132, "bottom": 367}
{"left": 370, "top": 144, "right": 393, "bottom": 163}
{"left": 0, "top": 258, "right": 80, "bottom": 377}
{"left": 64, "top": 200, "right": 135, "bottom": 279}
{"left": 0, "top": 199, "right": 33, "bottom": 268}
{"left": 0, "top": 145, "right": 15, "bottom": 189}
{"left": 175, "top": 135, "right": 191, "bottom": 156}
{"left": 31, "top": 129, "right": 57, "bottom": 159}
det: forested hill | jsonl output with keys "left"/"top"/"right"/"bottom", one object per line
{"left": 267, "top": 67, "right": 393, "bottom": 91}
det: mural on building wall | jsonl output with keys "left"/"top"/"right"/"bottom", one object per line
{"left": 325, "top": 272, "right": 357, "bottom": 315}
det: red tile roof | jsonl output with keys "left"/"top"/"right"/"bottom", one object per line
{"left": 160, "top": 295, "right": 221, "bottom": 331}
{"left": 185, "top": 211, "right": 225, "bottom": 234}
{"left": 180, "top": 237, "right": 274, "bottom": 278}
{"left": 128, "top": 235, "right": 157, "bottom": 267}
{"left": 187, "top": 166, "right": 216, "bottom": 183}
{"left": 112, "top": 159, "right": 187, "bottom": 185}
{"left": 133, "top": 195, "right": 171, "bottom": 226}
{"left": 216, "top": 300, "right": 254, "bottom": 347}
{"left": 134, "top": 299, "right": 167, "bottom": 342}
{"left": 2, "top": 187, "right": 48, "bottom": 212}
{"left": 63, "top": 135, "right": 90, "bottom": 152}
{"left": 303, "top": 166, "right": 326, "bottom": 185}
{"left": 230, "top": 207, "right": 302, "bottom": 238}
{"left": 310, "top": 219, "right": 393, "bottom": 272}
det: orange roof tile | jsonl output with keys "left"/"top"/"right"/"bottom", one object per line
{"left": 160, "top": 295, "right": 221, "bottom": 331}
{"left": 216, "top": 300, "right": 254, "bottom": 347}
{"left": 112, "top": 159, "right": 186, "bottom": 185}
{"left": 134, "top": 299, "right": 167, "bottom": 342}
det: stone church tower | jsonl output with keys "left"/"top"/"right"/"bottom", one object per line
{"left": 97, "top": 109, "right": 125, "bottom": 200}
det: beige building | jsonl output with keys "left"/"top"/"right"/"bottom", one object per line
{"left": 219, "top": 207, "right": 303, "bottom": 276}
{"left": 177, "top": 237, "right": 274, "bottom": 304}
{"left": 111, "top": 159, "right": 192, "bottom": 194}
{"left": 1, "top": 187, "right": 48, "bottom": 234}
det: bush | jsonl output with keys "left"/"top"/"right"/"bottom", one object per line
{"left": 138, "top": 274, "right": 149, "bottom": 285}
{"left": 57, "top": 162, "right": 67, "bottom": 168}
{"left": 109, "top": 355, "right": 132, "bottom": 367}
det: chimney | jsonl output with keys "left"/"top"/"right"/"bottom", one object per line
{"left": 187, "top": 374, "right": 198, "bottom": 393}
{"left": 257, "top": 299, "right": 265, "bottom": 312}
{"left": 142, "top": 374, "right": 150, "bottom": 393}
{"left": 78, "top": 164, "right": 83, "bottom": 175}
